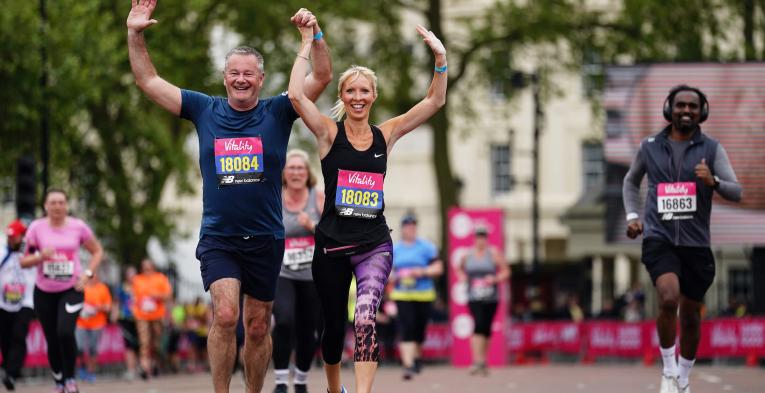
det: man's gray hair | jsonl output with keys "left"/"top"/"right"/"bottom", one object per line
{"left": 224, "top": 46, "right": 265, "bottom": 73}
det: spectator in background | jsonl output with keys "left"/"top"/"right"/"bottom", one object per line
{"left": 510, "top": 302, "right": 530, "bottom": 323}
{"left": 553, "top": 293, "right": 585, "bottom": 322}
{"left": 113, "top": 266, "right": 139, "bottom": 381}
{"left": 623, "top": 298, "right": 644, "bottom": 322}
{"left": 720, "top": 295, "right": 748, "bottom": 318}
{"left": 0, "top": 219, "right": 36, "bottom": 391}
{"left": 594, "top": 299, "right": 619, "bottom": 320}
{"left": 76, "top": 272, "right": 112, "bottom": 383}
{"left": 166, "top": 300, "right": 186, "bottom": 374}
{"left": 567, "top": 295, "right": 585, "bottom": 323}
{"left": 131, "top": 258, "right": 172, "bottom": 380}
{"left": 616, "top": 282, "right": 645, "bottom": 320}
{"left": 528, "top": 293, "right": 548, "bottom": 321}
{"left": 185, "top": 296, "right": 211, "bottom": 373}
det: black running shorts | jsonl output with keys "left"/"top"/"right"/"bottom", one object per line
{"left": 196, "top": 234, "right": 285, "bottom": 302}
{"left": 641, "top": 238, "right": 715, "bottom": 302}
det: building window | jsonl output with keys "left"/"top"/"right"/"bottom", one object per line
{"left": 582, "top": 142, "right": 604, "bottom": 190}
{"left": 581, "top": 49, "right": 603, "bottom": 99}
{"left": 605, "top": 110, "right": 623, "bottom": 137}
{"left": 491, "top": 144, "right": 512, "bottom": 194}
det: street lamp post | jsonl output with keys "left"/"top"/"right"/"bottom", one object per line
{"left": 530, "top": 72, "right": 542, "bottom": 277}
{"left": 40, "top": 0, "right": 50, "bottom": 195}
{"left": 511, "top": 71, "right": 543, "bottom": 277}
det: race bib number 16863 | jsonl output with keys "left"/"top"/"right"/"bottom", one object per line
{"left": 657, "top": 182, "right": 697, "bottom": 213}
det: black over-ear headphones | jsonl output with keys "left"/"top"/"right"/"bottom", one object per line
{"left": 662, "top": 84, "right": 709, "bottom": 123}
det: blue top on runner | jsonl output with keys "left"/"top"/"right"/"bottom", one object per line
{"left": 181, "top": 89, "right": 298, "bottom": 237}
{"left": 391, "top": 238, "right": 438, "bottom": 301}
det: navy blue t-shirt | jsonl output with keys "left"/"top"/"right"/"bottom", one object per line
{"left": 180, "top": 89, "right": 298, "bottom": 237}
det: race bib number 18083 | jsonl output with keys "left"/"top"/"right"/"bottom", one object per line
{"left": 335, "top": 170, "right": 384, "bottom": 219}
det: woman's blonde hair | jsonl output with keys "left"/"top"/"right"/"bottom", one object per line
{"left": 282, "top": 149, "right": 317, "bottom": 188}
{"left": 330, "top": 65, "right": 378, "bottom": 120}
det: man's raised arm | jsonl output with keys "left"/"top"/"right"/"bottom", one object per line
{"left": 127, "top": 0, "right": 181, "bottom": 116}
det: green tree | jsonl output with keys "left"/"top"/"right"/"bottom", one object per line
{"left": 0, "top": 0, "right": 223, "bottom": 266}
{"left": 589, "top": 0, "right": 765, "bottom": 62}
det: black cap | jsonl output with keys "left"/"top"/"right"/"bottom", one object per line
{"left": 474, "top": 226, "right": 489, "bottom": 236}
{"left": 401, "top": 214, "right": 418, "bottom": 225}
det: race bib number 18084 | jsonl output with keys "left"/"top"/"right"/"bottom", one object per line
{"left": 657, "top": 182, "right": 697, "bottom": 213}
{"left": 215, "top": 137, "right": 264, "bottom": 186}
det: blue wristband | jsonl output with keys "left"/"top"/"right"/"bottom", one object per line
{"left": 314, "top": 31, "right": 324, "bottom": 40}
{"left": 434, "top": 64, "right": 447, "bottom": 74}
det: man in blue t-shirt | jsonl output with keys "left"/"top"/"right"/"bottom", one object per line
{"left": 127, "top": 2, "right": 332, "bottom": 392}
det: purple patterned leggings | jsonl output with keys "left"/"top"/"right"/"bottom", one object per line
{"left": 312, "top": 240, "right": 393, "bottom": 364}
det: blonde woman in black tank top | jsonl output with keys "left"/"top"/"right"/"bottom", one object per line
{"left": 288, "top": 23, "right": 447, "bottom": 393}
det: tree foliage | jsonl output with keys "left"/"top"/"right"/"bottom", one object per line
{"left": 1, "top": 0, "right": 221, "bottom": 266}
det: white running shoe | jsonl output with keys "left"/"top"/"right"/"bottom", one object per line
{"left": 659, "top": 374, "right": 679, "bottom": 393}
{"left": 676, "top": 381, "right": 690, "bottom": 393}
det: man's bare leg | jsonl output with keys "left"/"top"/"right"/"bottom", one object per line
{"left": 208, "top": 279, "right": 241, "bottom": 393}
{"left": 655, "top": 273, "right": 681, "bottom": 348}
{"left": 241, "top": 295, "right": 273, "bottom": 393}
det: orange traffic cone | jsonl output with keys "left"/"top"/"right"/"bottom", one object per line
{"left": 643, "top": 348, "right": 656, "bottom": 366}
{"left": 745, "top": 352, "right": 758, "bottom": 367}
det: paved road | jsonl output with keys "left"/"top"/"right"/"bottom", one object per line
{"left": 13, "top": 365, "right": 765, "bottom": 393}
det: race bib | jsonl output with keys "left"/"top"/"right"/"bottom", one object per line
{"left": 657, "top": 182, "right": 697, "bottom": 213}
{"left": 470, "top": 277, "right": 496, "bottom": 300}
{"left": 335, "top": 170, "right": 384, "bottom": 219}
{"left": 397, "top": 269, "right": 417, "bottom": 288}
{"left": 215, "top": 137, "right": 264, "bottom": 186}
{"left": 42, "top": 252, "right": 75, "bottom": 280}
{"left": 283, "top": 236, "right": 315, "bottom": 271}
{"left": 2, "top": 283, "right": 24, "bottom": 305}
{"left": 81, "top": 304, "right": 97, "bottom": 318}
{"left": 141, "top": 297, "right": 158, "bottom": 313}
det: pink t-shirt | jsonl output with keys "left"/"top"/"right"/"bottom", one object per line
{"left": 24, "top": 217, "right": 94, "bottom": 293}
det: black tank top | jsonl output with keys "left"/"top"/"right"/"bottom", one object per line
{"left": 317, "top": 122, "right": 391, "bottom": 247}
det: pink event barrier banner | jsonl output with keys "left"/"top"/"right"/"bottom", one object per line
{"left": 582, "top": 319, "right": 765, "bottom": 359}
{"left": 3, "top": 321, "right": 126, "bottom": 367}
{"left": 583, "top": 321, "right": 654, "bottom": 358}
{"left": 7, "top": 319, "right": 763, "bottom": 368}
{"left": 447, "top": 208, "right": 508, "bottom": 367}
{"left": 696, "top": 318, "right": 765, "bottom": 358}
{"left": 507, "top": 322, "right": 583, "bottom": 354}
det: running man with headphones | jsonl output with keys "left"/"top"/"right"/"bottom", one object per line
{"left": 623, "top": 85, "right": 742, "bottom": 393}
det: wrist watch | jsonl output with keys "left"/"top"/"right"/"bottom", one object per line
{"left": 84, "top": 269, "right": 94, "bottom": 278}
{"left": 713, "top": 175, "right": 721, "bottom": 190}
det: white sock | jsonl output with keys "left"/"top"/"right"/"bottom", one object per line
{"left": 274, "top": 369, "right": 289, "bottom": 385}
{"left": 660, "top": 345, "right": 678, "bottom": 377}
{"left": 677, "top": 356, "right": 695, "bottom": 387}
{"left": 294, "top": 369, "right": 309, "bottom": 385}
